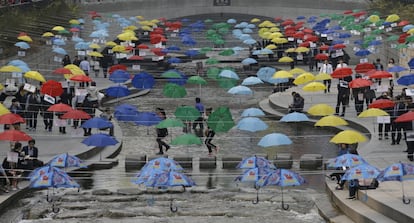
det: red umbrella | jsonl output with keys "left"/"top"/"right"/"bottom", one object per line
{"left": 0, "top": 130, "right": 32, "bottom": 142}
{"left": 127, "top": 55, "right": 144, "bottom": 60}
{"left": 53, "top": 68, "right": 72, "bottom": 75}
{"left": 368, "top": 71, "right": 393, "bottom": 79}
{"left": 333, "top": 43, "right": 346, "bottom": 49}
{"left": 369, "top": 99, "right": 395, "bottom": 109}
{"left": 398, "top": 20, "right": 410, "bottom": 27}
{"left": 314, "top": 53, "right": 329, "bottom": 61}
{"left": 395, "top": 111, "right": 414, "bottom": 123}
{"left": 40, "top": 80, "right": 63, "bottom": 97}
{"left": 137, "top": 44, "right": 149, "bottom": 49}
{"left": 343, "top": 10, "right": 353, "bottom": 14}
{"left": 302, "top": 28, "right": 313, "bottom": 34}
{"left": 70, "top": 75, "right": 92, "bottom": 82}
{"left": 355, "top": 63, "right": 375, "bottom": 74}
{"left": 331, "top": 67, "right": 353, "bottom": 78}
{"left": 0, "top": 113, "right": 25, "bottom": 124}
{"left": 109, "top": 64, "right": 127, "bottom": 74}
{"left": 349, "top": 78, "right": 373, "bottom": 89}
{"left": 304, "top": 35, "right": 318, "bottom": 42}
{"left": 61, "top": 110, "right": 91, "bottom": 120}
{"left": 47, "top": 103, "right": 73, "bottom": 112}
{"left": 319, "top": 45, "right": 330, "bottom": 51}
{"left": 151, "top": 48, "right": 166, "bottom": 56}
{"left": 298, "top": 41, "right": 310, "bottom": 47}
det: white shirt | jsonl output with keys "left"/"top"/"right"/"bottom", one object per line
{"left": 336, "top": 63, "right": 348, "bottom": 69}
{"left": 320, "top": 63, "right": 333, "bottom": 74}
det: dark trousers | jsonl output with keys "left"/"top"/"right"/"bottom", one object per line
{"left": 378, "top": 123, "right": 391, "bottom": 138}
{"left": 43, "top": 112, "right": 53, "bottom": 130}
{"left": 156, "top": 137, "right": 169, "bottom": 153}
{"left": 323, "top": 80, "right": 331, "bottom": 93}
{"left": 205, "top": 130, "right": 216, "bottom": 153}
{"left": 335, "top": 95, "right": 348, "bottom": 115}
{"left": 349, "top": 180, "right": 359, "bottom": 197}
{"left": 26, "top": 111, "right": 38, "bottom": 129}
{"left": 354, "top": 99, "right": 364, "bottom": 116}
{"left": 192, "top": 117, "right": 204, "bottom": 130}
{"left": 391, "top": 122, "right": 403, "bottom": 144}
{"left": 407, "top": 140, "right": 414, "bottom": 161}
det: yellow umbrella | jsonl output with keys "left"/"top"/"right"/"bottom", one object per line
{"left": 368, "top": 15, "right": 380, "bottom": 23}
{"left": 88, "top": 51, "right": 104, "bottom": 57}
{"left": 42, "top": 32, "right": 54, "bottom": 37}
{"left": 315, "top": 115, "right": 348, "bottom": 127}
{"left": 112, "top": 45, "right": 127, "bottom": 53}
{"left": 18, "top": 35, "right": 33, "bottom": 42}
{"left": 124, "top": 25, "right": 138, "bottom": 31}
{"left": 268, "top": 32, "right": 283, "bottom": 39}
{"left": 330, "top": 130, "right": 367, "bottom": 144}
{"left": 89, "top": 43, "right": 101, "bottom": 49}
{"left": 278, "top": 56, "right": 293, "bottom": 63}
{"left": 385, "top": 14, "right": 400, "bottom": 23}
{"left": 250, "top": 18, "right": 261, "bottom": 23}
{"left": 142, "top": 25, "right": 152, "bottom": 31}
{"left": 0, "top": 65, "right": 22, "bottom": 73}
{"left": 69, "top": 19, "right": 80, "bottom": 25}
{"left": 308, "top": 104, "right": 335, "bottom": 116}
{"left": 357, "top": 108, "right": 389, "bottom": 118}
{"left": 117, "top": 32, "right": 138, "bottom": 41}
{"left": 272, "top": 37, "right": 288, "bottom": 44}
{"left": 273, "top": 70, "right": 293, "bottom": 79}
{"left": 52, "top": 26, "right": 65, "bottom": 31}
{"left": 269, "top": 27, "right": 280, "bottom": 32}
{"left": 136, "top": 15, "right": 144, "bottom": 20}
{"left": 302, "top": 82, "right": 326, "bottom": 92}
{"left": 407, "top": 28, "right": 414, "bottom": 35}
{"left": 314, "top": 73, "right": 332, "bottom": 81}
{"left": 265, "top": 44, "right": 277, "bottom": 50}
{"left": 0, "top": 83, "right": 4, "bottom": 91}
{"left": 64, "top": 64, "right": 84, "bottom": 79}
{"left": 24, "top": 71, "right": 46, "bottom": 83}
{"left": 295, "top": 47, "right": 310, "bottom": 53}
{"left": 289, "top": 68, "right": 306, "bottom": 75}
{"left": 293, "top": 72, "right": 315, "bottom": 85}
{"left": 0, "top": 103, "right": 10, "bottom": 115}
{"left": 105, "top": 41, "right": 117, "bottom": 47}
{"left": 285, "top": 48, "right": 296, "bottom": 53}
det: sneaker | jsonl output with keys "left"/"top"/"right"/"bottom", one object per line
{"left": 347, "top": 196, "right": 356, "bottom": 200}
{"left": 214, "top": 146, "right": 219, "bottom": 153}
{"left": 11, "top": 187, "right": 17, "bottom": 191}
{"left": 335, "top": 186, "right": 343, "bottom": 190}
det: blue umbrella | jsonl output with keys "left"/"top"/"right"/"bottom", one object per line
{"left": 242, "top": 28, "right": 253, "bottom": 34}
{"left": 166, "top": 45, "right": 181, "bottom": 51}
{"left": 30, "top": 165, "right": 79, "bottom": 188}
{"left": 81, "top": 133, "right": 119, "bottom": 147}
{"left": 236, "top": 155, "right": 276, "bottom": 169}
{"left": 236, "top": 117, "right": 268, "bottom": 132}
{"left": 297, "top": 15, "right": 306, "bottom": 20}
{"left": 75, "top": 41, "right": 90, "bottom": 50}
{"left": 397, "top": 74, "right": 414, "bottom": 86}
{"left": 258, "top": 133, "right": 292, "bottom": 147}
{"left": 115, "top": 103, "right": 138, "bottom": 112}
{"left": 228, "top": 85, "right": 253, "bottom": 95}
{"left": 48, "top": 153, "right": 86, "bottom": 168}
{"left": 131, "top": 72, "right": 155, "bottom": 89}
{"left": 355, "top": 49, "right": 371, "bottom": 57}
{"left": 408, "top": 58, "right": 414, "bottom": 69}
{"left": 134, "top": 112, "right": 162, "bottom": 126}
{"left": 243, "top": 39, "right": 256, "bottom": 45}
{"left": 341, "top": 163, "right": 380, "bottom": 181}
{"left": 241, "top": 58, "right": 258, "bottom": 65}
{"left": 280, "top": 112, "right": 309, "bottom": 122}
{"left": 141, "top": 157, "right": 184, "bottom": 172}
{"left": 241, "top": 108, "right": 265, "bottom": 117}
{"left": 15, "top": 41, "right": 30, "bottom": 49}
{"left": 52, "top": 47, "right": 67, "bottom": 55}
{"left": 227, "top": 18, "right": 237, "bottom": 24}
{"left": 387, "top": 66, "right": 407, "bottom": 73}
{"left": 339, "top": 33, "right": 352, "bottom": 39}
{"left": 185, "top": 49, "right": 199, "bottom": 57}
{"left": 377, "top": 162, "right": 414, "bottom": 204}
{"left": 235, "top": 167, "right": 274, "bottom": 183}
{"left": 114, "top": 104, "right": 139, "bottom": 122}
{"left": 219, "top": 69, "right": 239, "bottom": 80}
{"left": 8, "top": 59, "right": 27, "bottom": 67}
{"left": 109, "top": 70, "right": 130, "bottom": 83}
{"left": 369, "top": 40, "right": 382, "bottom": 46}
{"left": 327, "top": 154, "right": 367, "bottom": 168}
{"left": 242, "top": 77, "right": 264, "bottom": 85}
{"left": 52, "top": 38, "right": 66, "bottom": 46}
{"left": 403, "top": 24, "right": 414, "bottom": 32}
{"left": 167, "top": 57, "right": 182, "bottom": 64}
{"left": 81, "top": 117, "right": 113, "bottom": 129}
{"left": 256, "top": 67, "right": 276, "bottom": 82}
{"left": 106, "top": 85, "right": 130, "bottom": 97}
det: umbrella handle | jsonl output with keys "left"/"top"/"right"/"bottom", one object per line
{"left": 403, "top": 195, "right": 411, "bottom": 204}
{"left": 361, "top": 190, "right": 368, "bottom": 202}
{"left": 252, "top": 188, "right": 259, "bottom": 204}
{"left": 281, "top": 187, "right": 289, "bottom": 210}
{"left": 170, "top": 198, "right": 178, "bottom": 213}
{"left": 52, "top": 202, "right": 60, "bottom": 213}
{"left": 47, "top": 190, "right": 53, "bottom": 203}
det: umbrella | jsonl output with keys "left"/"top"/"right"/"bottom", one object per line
{"left": 24, "top": 71, "right": 46, "bottom": 83}
{"left": 207, "top": 107, "right": 235, "bottom": 133}
{"left": 331, "top": 67, "right": 353, "bottom": 78}
{"left": 241, "top": 58, "right": 258, "bottom": 65}
{"left": 109, "top": 64, "right": 127, "bottom": 74}
{"left": 40, "top": 80, "right": 63, "bottom": 97}
{"left": 135, "top": 112, "right": 162, "bottom": 126}
{"left": 61, "top": 109, "right": 91, "bottom": 120}
{"left": 273, "top": 70, "right": 293, "bottom": 79}
{"left": 236, "top": 156, "right": 276, "bottom": 169}
{"left": 81, "top": 133, "right": 119, "bottom": 147}
{"left": 354, "top": 49, "right": 371, "bottom": 57}
{"left": 241, "top": 108, "right": 265, "bottom": 117}
{"left": 280, "top": 112, "right": 309, "bottom": 122}
{"left": 256, "top": 169, "right": 306, "bottom": 210}
{"left": 0, "top": 65, "right": 22, "bottom": 72}
{"left": 47, "top": 103, "right": 73, "bottom": 112}
{"left": 0, "top": 113, "right": 25, "bottom": 124}
{"left": 0, "top": 104, "right": 10, "bottom": 115}
{"left": 341, "top": 163, "right": 380, "bottom": 181}
{"left": 369, "top": 99, "right": 395, "bottom": 109}
{"left": 206, "top": 58, "right": 220, "bottom": 65}
{"left": 171, "top": 133, "right": 202, "bottom": 145}
{"left": 139, "top": 157, "right": 184, "bottom": 174}
{"left": 293, "top": 73, "right": 315, "bottom": 85}
{"left": 307, "top": 104, "right": 335, "bottom": 116}
{"left": 0, "top": 130, "right": 32, "bottom": 141}
{"left": 355, "top": 63, "right": 375, "bottom": 74}
{"left": 377, "top": 162, "right": 414, "bottom": 204}
{"left": 397, "top": 74, "right": 414, "bottom": 86}
{"left": 349, "top": 78, "right": 373, "bottom": 89}
{"left": 15, "top": 41, "right": 30, "bottom": 49}
{"left": 70, "top": 75, "right": 92, "bottom": 83}
{"left": 156, "top": 118, "right": 185, "bottom": 128}
{"left": 228, "top": 85, "right": 253, "bottom": 95}
{"left": 241, "top": 77, "right": 264, "bottom": 86}
{"left": 256, "top": 67, "right": 276, "bottom": 82}
{"left": 48, "top": 153, "right": 86, "bottom": 168}
{"left": 131, "top": 72, "right": 155, "bottom": 89}
{"left": 163, "top": 83, "right": 187, "bottom": 98}
{"left": 357, "top": 108, "right": 389, "bottom": 118}
{"left": 236, "top": 117, "right": 268, "bottom": 132}
{"left": 314, "top": 73, "right": 332, "bottom": 81}
{"left": 161, "top": 70, "right": 182, "bottom": 79}
{"left": 109, "top": 70, "right": 130, "bottom": 83}
{"left": 114, "top": 105, "right": 139, "bottom": 122}
{"left": 395, "top": 111, "right": 414, "bottom": 123}
{"left": 302, "top": 82, "right": 326, "bottom": 92}
{"left": 167, "top": 57, "right": 182, "bottom": 64}
{"left": 219, "top": 69, "right": 239, "bottom": 80}
{"left": 314, "top": 53, "right": 329, "bottom": 61}
{"left": 330, "top": 130, "right": 367, "bottom": 144}
{"left": 235, "top": 167, "right": 274, "bottom": 204}
{"left": 315, "top": 115, "right": 348, "bottom": 127}
{"left": 368, "top": 71, "right": 393, "bottom": 79}
{"left": 387, "top": 66, "right": 407, "bottom": 73}
{"left": 258, "top": 133, "right": 292, "bottom": 147}
{"left": 106, "top": 85, "right": 130, "bottom": 98}
{"left": 187, "top": 76, "right": 207, "bottom": 85}
{"left": 278, "top": 56, "right": 294, "bottom": 63}
{"left": 81, "top": 117, "right": 113, "bottom": 129}
{"left": 174, "top": 106, "right": 200, "bottom": 121}
{"left": 327, "top": 154, "right": 367, "bottom": 168}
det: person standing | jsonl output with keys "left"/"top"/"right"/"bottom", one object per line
{"left": 204, "top": 107, "right": 219, "bottom": 156}
{"left": 62, "top": 55, "right": 71, "bottom": 67}
{"left": 376, "top": 92, "right": 392, "bottom": 140}
{"left": 155, "top": 108, "right": 170, "bottom": 155}
{"left": 101, "top": 54, "right": 111, "bottom": 78}
{"left": 373, "top": 58, "right": 384, "bottom": 85}
{"left": 391, "top": 96, "right": 407, "bottom": 145}
{"left": 192, "top": 97, "right": 205, "bottom": 131}
{"left": 40, "top": 95, "right": 54, "bottom": 132}
{"left": 72, "top": 55, "right": 82, "bottom": 67}
{"left": 79, "top": 57, "right": 90, "bottom": 87}
{"left": 25, "top": 89, "right": 41, "bottom": 131}
{"left": 320, "top": 60, "right": 333, "bottom": 93}
{"left": 335, "top": 77, "right": 351, "bottom": 117}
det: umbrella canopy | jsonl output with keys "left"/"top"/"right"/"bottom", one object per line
{"left": 314, "top": 73, "right": 332, "bottom": 81}
{"left": 307, "top": 104, "right": 335, "bottom": 116}
{"left": 273, "top": 70, "right": 293, "bottom": 79}
{"left": 70, "top": 75, "right": 92, "bottom": 83}
{"left": 368, "top": 71, "right": 393, "bottom": 79}
{"left": 109, "top": 64, "right": 127, "bottom": 74}
{"left": 109, "top": 70, "right": 130, "bottom": 83}
{"left": 397, "top": 74, "right": 414, "bottom": 86}
{"left": 377, "top": 162, "right": 414, "bottom": 181}
{"left": 135, "top": 112, "right": 162, "bottom": 126}
{"left": 395, "top": 111, "right": 414, "bottom": 123}
{"left": 47, "top": 103, "right": 73, "bottom": 112}
{"left": 156, "top": 118, "right": 185, "bottom": 128}
{"left": 141, "top": 170, "right": 196, "bottom": 188}
{"left": 280, "top": 112, "right": 309, "bottom": 122}
{"left": 241, "top": 108, "right": 265, "bottom": 117}
{"left": 331, "top": 67, "right": 353, "bottom": 78}
{"left": 40, "top": 80, "right": 63, "bottom": 97}
{"left": 368, "top": 99, "right": 395, "bottom": 109}
{"left": 81, "top": 133, "right": 119, "bottom": 147}
{"left": 163, "top": 83, "right": 187, "bottom": 98}
{"left": 330, "top": 130, "right": 367, "bottom": 144}
{"left": 236, "top": 156, "right": 276, "bottom": 169}
{"left": 24, "top": 71, "right": 46, "bottom": 83}
{"left": 171, "top": 133, "right": 202, "bottom": 145}
{"left": 175, "top": 106, "right": 200, "bottom": 121}
{"left": 293, "top": 72, "right": 315, "bottom": 85}
{"left": 187, "top": 76, "right": 207, "bottom": 85}
{"left": 0, "top": 130, "right": 32, "bottom": 141}
{"left": 228, "top": 85, "right": 253, "bottom": 95}
{"left": 257, "top": 169, "right": 306, "bottom": 187}
{"left": 241, "top": 77, "right": 264, "bottom": 85}
{"left": 258, "top": 133, "right": 292, "bottom": 147}
{"left": 106, "top": 85, "right": 130, "bottom": 98}
{"left": 354, "top": 63, "right": 375, "bottom": 74}
{"left": 235, "top": 167, "right": 273, "bottom": 183}
{"left": 48, "top": 153, "right": 86, "bottom": 168}
{"left": 219, "top": 69, "right": 239, "bottom": 80}
{"left": 349, "top": 78, "right": 373, "bottom": 88}
{"left": 139, "top": 157, "right": 184, "bottom": 173}
{"left": 387, "top": 66, "right": 407, "bottom": 73}
{"left": 29, "top": 165, "right": 79, "bottom": 189}
{"left": 302, "top": 82, "right": 326, "bottom": 92}
{"left": 327, "top": 154, "right": 367, "bottom": 168}
{"left": 207, "top": 107, "right": 235, "bottom": 133}
{"left": 357, "top": 108, "right": 389, "bottom": 118}
{"left": 81, "top": 117, "right": 113, "bottom": 129}
{"left": 0, "top": 113, "right": 25, "bottom": 124}
{"left": 315, "top": 115, "right": 348, "bottom": 127}
{"left": 236, "top": 117, "right": 268, "bottom": 132}
{"left": 61, "top": 109, "right": 91, "bottom": 120}
{"left": 341, "top": 163, "right": 380, "bottom": 181}
{"left": 131, "top": 72, "right": 155, "bottom": 89}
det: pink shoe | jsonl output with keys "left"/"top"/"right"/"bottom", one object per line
{"left": 214, "top": 146, "right": 220, "bottom": 153}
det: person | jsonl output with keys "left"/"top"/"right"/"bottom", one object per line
{"left": 81, "top": 93, "right": 98, "bottom": 136}
{"left": 351, "top": 76, "right": 365, "bottom": 116}
{"left": 8, "top": 98, "right": 24, "bottom": 130}
{"left": 21, "top": 139, "right": 43, "bottom": 170}
{"left": 0, "top": 165, "right": 10, "bottom": 193}
{"left": 204, "top": 107, "right": 219, "bottom": 156}
{"left": 288, "top": 92, "right": 304, "bottom": 113}
{"left": 72, "top": 55, "right": 82, "bottom": 67}
{"left": 335, "top": 77, "right": 351, "bottom": 117}
{"left": 101, "top": 54, "right": 111, "bottom": 78}
{"left": 347, "top": 178, "right": 359, "bottom": 200}
{"left": 338, "top": 143, "right": 350, "bottom": 156}
{"left": 2, "top": 144, "right": 22, "bottom": 190}
{"left": 376, "top": 92, "right": 392, "bottom": 140}
{"left": 319, "top": 60, "right": 333, "bottom": 93}
{"left": 79, "top": 56, "right": 90, "bottom": 87}
{"left": 91, "top": 50, "right": 100, "bottom": 77}
{"left": 155, "top": 108, "right": 170, "bottom": 155}
{"left": 192, "top": 97, "right": 205, "bottom": 131}
{"left": 25, "top": 89, "right": 41, "bottom": 131}
{"left": 387, "top": 58, "right": 397, "bottom": 87}
{"left": 40, "top": 95, "right": 54, "bottom": 132}
{"left": 336, "top": 58, "right": 348, "bottom": 69}
{"left": 373, "top": 58, "right": 384, "bottom": 85}
{"left": 62, "top": 54, "right": 71, "bottom": 66}
{"left": 100, "top": 107, "right": 114, "bottom": 136}
{"left": 391, "top": 96, "right": 407, "bottom": 145}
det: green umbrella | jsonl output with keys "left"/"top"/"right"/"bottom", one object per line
{"left": 206, "top": 58, "right": 220, "bottom": 65}
{"left": 204, "top": 19, "right": 214, "bottom": 23}
{"left": 372, "top": 29, "right": 383, "bottom": 35}
{"left": 175, "top": 106, "right": 201, "bottom": 121}
{"left": 162, "top": 70, "right": 182, "bottom": 78}
{"left": 187, "top": 76, "right": 207, "bottom": 85}
{"left": 156, "top": 118, "right": 185, "bottom": 128}
{"left": 171, "top": 133, "right": 202, "bottom": 145}
{"left": 207, "top": 107, "right": 235, "bottom": 133}
{"left": 217, "top": 77, "right": 237, "bottom": 89}
{"left": 386, "top": 35, "right": 399, "bottom": 41}
{"left": 207, "top": 67, "right": 221, "bottom": 79}
{"left": 213, "top": 38, "right": 225, "bottom": 45}
{"left": 163, "top": 83, "right": 187, "bottom": 98}
{"left": 200, "top": 47, "right": 212, "bottom": 54}
{"left": 219, "top": 49, "right": 235, "bottom": 56}
{"left": 396, "top": 44, "right": 408, "bottom": 49}
{"left": 406, "top": 35, "right": 414, "bottom": 43}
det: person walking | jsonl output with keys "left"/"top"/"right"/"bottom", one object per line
{"left": 62, "top": 55, "right": 71, "bottom": 66}
{"left": 391, "top": 96, "right": 407, "bottom": 145}
{"left": 192, "top": 97, "right": 205, "bottom": 131}
{"left": 204, "top": 107, "right": 219, "bottom": 156}
{"left": 79, "top": 56, "right": 90, "bottom": 87}
{"left": 376, "top": 92, "right": 392, "bottom": 140}
{"left": 25, "top": 89, "right": 41, "bottom": 131}
{"left": 319, "top": 59, "right": 333, "bottom": 93}
{"left": 155, "top": 108, "right": 170, "bottom": 155}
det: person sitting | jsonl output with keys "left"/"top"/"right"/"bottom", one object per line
{"left": 0, "top": 165, "right": 10, "bottom": 193}
{"left": 21, "top": 139, "right": 43, "bottom": 170}
{"left": 100, "top": 107, "right": 114, "bottom": 136}
{"left": 2, "top": 149, "right": 22, "bottom": 191}
{"left": 288, "top": 92, "right": 305, "bottom": 113}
